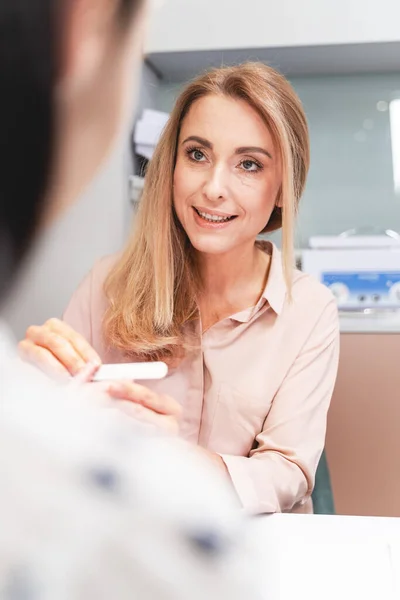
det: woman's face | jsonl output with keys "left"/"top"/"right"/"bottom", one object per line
{"left": 173, "top": 94, "right": 282, "bottom": 257}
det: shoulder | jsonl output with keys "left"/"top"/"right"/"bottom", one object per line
{"left": 291, "top": 268, "right": 337, "bottom": 310}
{"left": 63, "top": 253, "right": 121, "bottom": 341}
{"left": 287, "top": 269, "right": 339, "bottom": 344}
{"left": 265, "top": 242, "right": 337, "bottom": 320}
{"left": 88, "top": 252, "right": 121, "bottom": 291}
{"left": 70, "top": 252, "right": 121, "bottom": 306}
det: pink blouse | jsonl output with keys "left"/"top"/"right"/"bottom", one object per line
{"left": 63, "top": 243, "right": 339, "bottom": 514}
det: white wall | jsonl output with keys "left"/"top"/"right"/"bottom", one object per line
{"left": 4, "top": 141, "right": 128, "bottom": 339}
{"left": 146, "top": 0, "right": 400, "bottom": 54}
{"left": 137, "top": 61, "right": 160, "bottom": 113}
{"left": 126, "top": 62, "right": 160, "bottom": 235}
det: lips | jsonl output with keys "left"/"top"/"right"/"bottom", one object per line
{"left": 193, "top": 207, "right": 238, "bottom": 223}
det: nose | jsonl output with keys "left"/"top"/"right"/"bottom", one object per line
{"left": 202, "top": 163, "right": 229, "bottom": 203}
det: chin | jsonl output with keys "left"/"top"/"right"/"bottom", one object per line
{"left": 188, "top": 234, "right": 235, "bottom": 256}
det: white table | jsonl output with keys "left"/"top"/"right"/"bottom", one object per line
{"left": 250, "top": 514, "right": 400, "bottom": 599}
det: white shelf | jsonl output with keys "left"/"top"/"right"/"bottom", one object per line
{"left": 339, "top": 312, "right": 400, "bottom": 334}
{"left": 129, "top": 175, "right": 145, "bottom": 204}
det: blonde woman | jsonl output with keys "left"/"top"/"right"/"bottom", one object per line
{"left": 20, "top": 63, "right": 340, "bottom": 514}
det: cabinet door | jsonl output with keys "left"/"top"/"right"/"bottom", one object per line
{"left": 326, "top": 333, "right": 400, "bottom": 517}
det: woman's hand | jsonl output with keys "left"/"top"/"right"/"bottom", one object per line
{"left": 106, "top": 381, "right": 182, "bottom": 434}
{"left": 19, "top": 318, "right": 180, "bottom": 433}
{"left": 18, "top": 318, "right": 101, "bottom": 379}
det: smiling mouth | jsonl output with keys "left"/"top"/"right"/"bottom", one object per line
{"left": 193, "top": 207, "right": 238, "bottom": 223}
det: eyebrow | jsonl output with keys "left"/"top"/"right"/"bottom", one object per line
{"left": 182, "top": 136, "right": 273, "bottom": 159}
{"left": 235, "top": 146, "right": 273, "bottom": 160}
{"left": 182, "top": 135, "right": 212, "bottom": 149}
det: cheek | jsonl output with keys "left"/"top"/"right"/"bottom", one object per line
{"left": 173, "top": 162, "right": 198, "bottom": 207}
{"left": 172, "top": 167, "right": 182, "bottom": 209}
{"left": 240, "top": 178, "right": 279, "bottom": 221}
{"left": 173, "top": 166, "right": 188, "bottom": 222}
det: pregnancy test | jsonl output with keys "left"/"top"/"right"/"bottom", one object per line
{"left": 92, "top": 362, "right": 168, "bottom": 382}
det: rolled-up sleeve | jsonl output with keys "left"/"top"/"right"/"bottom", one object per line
{"left": 220, "top": 299, "right": 340, "bottom": 514}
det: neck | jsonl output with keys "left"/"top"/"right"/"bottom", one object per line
{"left": 196, "top": 241, "right": 267, "bottom": 299}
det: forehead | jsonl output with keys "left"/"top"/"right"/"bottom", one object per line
{"left": 179, "top": 94, "right": 274, "bottom": 150}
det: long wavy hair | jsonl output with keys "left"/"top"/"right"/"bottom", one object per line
{"left": 104, "top": 62, "right": 310, "bottom": 360}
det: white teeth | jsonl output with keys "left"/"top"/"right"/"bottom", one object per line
{"left": 197, "top": 210, "right": 233, "bottom": 223}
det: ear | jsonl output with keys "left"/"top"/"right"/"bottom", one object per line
{"left": 58, "top": 0, "right": 118, "bottom": 96}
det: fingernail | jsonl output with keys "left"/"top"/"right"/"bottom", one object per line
{"left": 77, "top": 363, "right": 91, "bottom": 375}
{"left": 89, "top": 360, "right": 101, "bottom": 369}
{"left": 87, "top": 361, "right": 101, "bottom": 377}
{"left": 73, "top": 361, "right": 100, "bottom": 383}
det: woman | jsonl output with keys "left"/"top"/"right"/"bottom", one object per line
{"left": 21, "top": 62, "right": 340, "bottom": 514}
{"left": 0, "top": 1, "right": 260, "bottom": 598}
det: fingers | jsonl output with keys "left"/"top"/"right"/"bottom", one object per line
{"left": 18, "top": 339, "right": 71, "bottom": 380}
{"left": 23, "top": 324, "right": 85, "bottom": 375}
{"left": 115, "top": 400, "right": 180, "bottom": 435}
{"left": 20, "top": 318, "right": 101, "bottom": 377}
{"left": 107, "top": 381, "right": 182, "bottom": 417}
{"left": 46, "top": 319, "right": 101, "bottom": 366}
{"left": 72, "top": 361, "right": 101, "bottom": 385}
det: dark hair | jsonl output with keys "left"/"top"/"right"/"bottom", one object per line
{"left": 0, "top": 0, "right": 143, "bottom": 302}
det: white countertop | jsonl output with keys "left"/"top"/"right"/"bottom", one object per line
{"left": 339, "top": 311, "right": 400, "bottom": 333}
{"left": 251, "top": 514, "right": 400, "bottom": 599}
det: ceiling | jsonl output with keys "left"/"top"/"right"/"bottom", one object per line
{"left": 147, "top": 41, "right": 400, "bottom": 82}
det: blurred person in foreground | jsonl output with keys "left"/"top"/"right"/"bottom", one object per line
{"left": 0, "top": 1, "right": 263, "bottom": 598}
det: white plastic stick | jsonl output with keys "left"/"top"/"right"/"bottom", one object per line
{"left": 92, "top": 362, "right": 168, "bottom": 382}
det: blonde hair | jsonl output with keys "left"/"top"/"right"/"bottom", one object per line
{"left": 104, "top": 62, "right": 310, "bottom": 360}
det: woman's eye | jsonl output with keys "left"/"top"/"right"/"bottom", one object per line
{"left": 189, "top": 149, "right": 206, "bottom": 162}
{"left": 241, "top": 159, "right": 260, "bottom": 172}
